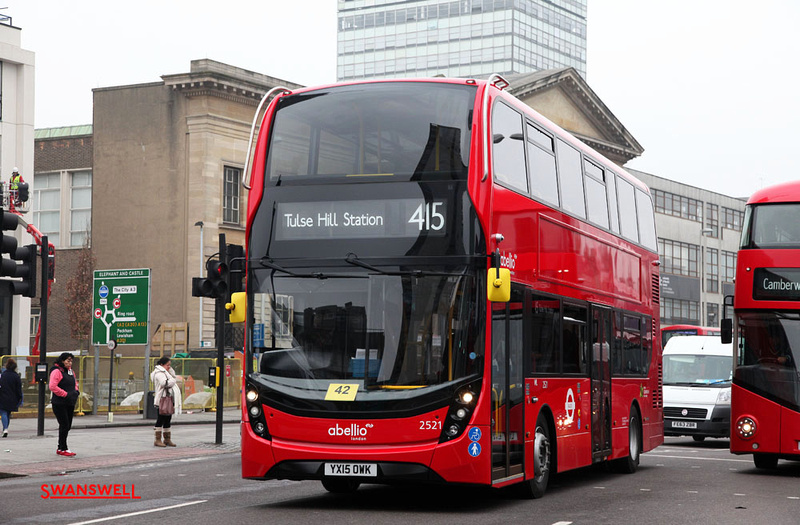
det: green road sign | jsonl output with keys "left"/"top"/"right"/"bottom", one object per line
{"left": 92, "top": 268, "right": 151, "bottom": 345}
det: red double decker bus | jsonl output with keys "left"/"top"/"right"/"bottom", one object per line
{"left": 231, "top": 76, "right": 663, "bottom": 497}
{"left": 661, "top": 324, "right": 721, "bottom": 348}
{"left": 725, "top": 181, "right": 800, "bottom": 469}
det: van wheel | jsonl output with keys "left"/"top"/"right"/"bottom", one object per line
{"left": 321, "top": 479, "right": 361, "bottom": 493}
{"left": 520, "top": 414, "right": 552, "bottom": 499}
{"left": 753, "top": 454, "right": 778, "bottom": 470}
{"left": 616, "top": 409, "right": 641, "bottom": 473}
{"left": 692, "top": 436, "right": 706, "bottom": 443}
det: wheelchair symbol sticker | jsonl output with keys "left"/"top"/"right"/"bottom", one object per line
{"left": 468, "top": 427, "right": 482, "bottom": 442}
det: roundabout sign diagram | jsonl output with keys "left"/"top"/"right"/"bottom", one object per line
{"left": 92, "top": 268, "right": 151, "bottom": 345}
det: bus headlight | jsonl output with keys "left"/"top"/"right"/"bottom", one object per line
{"left": 459, "top": 390, "right": 475, "bottom": 404}
{"left": 736, "top": 416, "right": 756, "bottom": 439}
{"left": 439, "top": 382, "right": 481, "bottom": 443}
{"left": 246, "top": 389, "right": 259, "bottom": 403}
{"left": 249, "top": 405, "right": 261, "bottom": 418}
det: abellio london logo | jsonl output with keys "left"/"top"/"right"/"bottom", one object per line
{"left": 328, "top": 422, "right": 374, "bottom": 441}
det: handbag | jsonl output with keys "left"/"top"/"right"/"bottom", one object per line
{"left": 157, "top": 371, "right": 175, "bottom": 415}
{"left": 158, "top": 390, "right": 175, "bottom": 415}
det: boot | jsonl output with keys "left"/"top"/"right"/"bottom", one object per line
{"left": 154, "top": 429, "right": 166, "bottom": 447}
{"left": 163, "top": 431, "right": 176, "bottom": 447}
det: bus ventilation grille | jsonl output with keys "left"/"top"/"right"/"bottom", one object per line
{"left": 652, "top": 363, "right": 663, "bottom": 409}
{"left": 651, "top": 273, "right": 660, "bottom": 305}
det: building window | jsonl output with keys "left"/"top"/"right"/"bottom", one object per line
{"left": 705, "top": 202, "right": 719, "bottom": 238}
{"left": 706, "top": 247, "right": 719, "bottom": 293}
{"left": 661, "top": 297, "right": 700, "bottom": 326}
{"left": 32, "top": 172, "right": 61, "bottom": 246}
{"left": 722, "top": 250, "right": 736, "bottom": 283}
{"left": 722, "top": 207, "right": 744, "bottom": 232}
{"left": 223, "top": 167, "right": 241, "bottom": 224}
{"left": 70, "top": 171, "right": 91, "bottom": 247}
{"left": 658, "top": 238, "right": 700, "bottom": 277}
{"left": 706, "top": 303, "right": 719, "bottom": 327}
{"left": 652, "top": 189, "right": 701, "bottom": 222}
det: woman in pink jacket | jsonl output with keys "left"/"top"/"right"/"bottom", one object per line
{"left": 49, "top": 352, "right": 79, "bottom": 456}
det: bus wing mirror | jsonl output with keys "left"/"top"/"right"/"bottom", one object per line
{"left": 226, "top": 292, "right": 247, "bottom": 323}
{"left": 720, "top": 318, "right": 733, "bottom": 344}
{"left": 487, "top": 268, "right": 510, "bottom": 303}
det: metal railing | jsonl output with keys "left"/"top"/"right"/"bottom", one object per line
{"left": 1, "top": 355, "right": 242, "bottom": 416}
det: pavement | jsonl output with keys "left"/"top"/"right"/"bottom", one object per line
{"left": 0, "top": 408, "right": 241, "bottom": 478}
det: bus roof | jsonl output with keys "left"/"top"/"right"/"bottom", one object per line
{"left": 278, "top": 76, "right": 651, "bottom": 196}
{"left": 748, "top": 180, "right": 800, "bottom": 205}
{"left": 663, "top": 335, "right": 732, "bottom": 356}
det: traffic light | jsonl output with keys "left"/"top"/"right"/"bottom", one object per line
{"left": 11, "top": 244, "right": 37, "bottom": 297}
{"left": 206, "top": 259, "right": 228, "bottom": 298}
{"left": 191, "top": 258, "right": 228, "bottom": 299}
{"left": 0, "top": 209, "right": 37, "bottom": 297}
{"left": 226, "top": 244, "right": 244, "bottom": 293}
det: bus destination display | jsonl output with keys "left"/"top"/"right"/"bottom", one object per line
{"left": 753, "top": 268, "right": 800, "bottom": 301}
{"left": 275, "top": 199, "right": 447, "bottom": 241}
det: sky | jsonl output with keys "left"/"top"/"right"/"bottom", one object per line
{"left": 4, "top": 0, "right": 798, "bottom": 199}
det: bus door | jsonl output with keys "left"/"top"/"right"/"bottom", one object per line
{"left": 591, "top": 306, "right": 612, "bottom": 460}
{"left": 491, "top": 286, "right": 525, "bottom": 482}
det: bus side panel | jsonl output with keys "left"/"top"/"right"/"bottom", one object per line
{"left": 527, "top": 378, "right": 592, "bottom": 473}
{"left": 242, "top": 423, "right": 276, "bottom": 479}
{"left": 730, "top": 384, "right": 781, "bottom": 454}
{"left": 780, "top": 406, "right": 800, "bottom": 456}
{"left": 609, "top": 380, "right": 647, "bottom": 460}
{"left": 429, "top": 428, "right": 492, "bottom": 484}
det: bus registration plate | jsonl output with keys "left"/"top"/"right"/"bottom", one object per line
{"left": 325, "top": 463, "right": 377, "bottom": 477}
{"left": 671, "top": 421, "right": 697, "bottom": 429}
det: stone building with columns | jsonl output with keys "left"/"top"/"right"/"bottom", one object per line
{"left": 89, "top": 59, "right": 301, "bottom": 352}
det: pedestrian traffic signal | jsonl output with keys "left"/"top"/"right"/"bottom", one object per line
{"left": 191, "top": 258, "right": 228, "bottom": 299}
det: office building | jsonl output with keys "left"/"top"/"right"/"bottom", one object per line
{"left": 337, "top": 0, "right": 587, "bottom": 81}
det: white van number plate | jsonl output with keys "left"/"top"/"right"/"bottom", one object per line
{"left": 324, "top": 463, "right": 377, "bottom": 477}
{"left": 672, "top": 421, "right": 697, "bottom": 429}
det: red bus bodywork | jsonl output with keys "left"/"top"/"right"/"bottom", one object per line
{"left": 240, "top": 77, "right": 662, "bottom": 495}
{"left": 662, "top": 324, "right": 721, "bottom": 348}
{"left": 730, "top": 181, "right": 800, "bottom": 468}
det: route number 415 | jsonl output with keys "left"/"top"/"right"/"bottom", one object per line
{"left": 409, "top": 202, "right": 445, "bottom": 231}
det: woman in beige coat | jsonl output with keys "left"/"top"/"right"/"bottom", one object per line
{"left": 150, "top": 356, "right": 183, "bottom": 447}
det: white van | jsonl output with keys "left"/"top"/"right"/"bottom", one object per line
{"left": 662, "top": 335, "right": 733, "bottom": 441}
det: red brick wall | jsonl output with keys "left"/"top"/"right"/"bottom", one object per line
{"left": 35, "top": 135, "right": 93, "bottom": 171}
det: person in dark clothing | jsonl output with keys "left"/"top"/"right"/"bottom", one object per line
{"left": 49, "top": 352, "right": 79, "bottom": 456}
{"left": 0, "top": 357, "right": 23, "bottom": 437}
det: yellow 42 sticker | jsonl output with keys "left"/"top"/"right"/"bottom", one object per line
{"left": 325, "top": 383, "right": 359, "bottom": 401}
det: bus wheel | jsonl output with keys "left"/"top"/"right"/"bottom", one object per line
{"left": 753, "top": 454, "right": 779, "bottom": 470}
{"left": 692, "top": 436, "right": 706, "bottom": 443}
{"left": 321, "top": 479, "right": 361, "bottom": 494}
{"left": 522, "top": 414, "right": 552, "bottom": 499}
{"left": 616, "top": 409, "right": 641, "bottom": 474}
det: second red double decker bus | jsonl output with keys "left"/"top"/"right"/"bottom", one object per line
{"left": 232, "top": 75, "right": 663, "bottom": 497}
{"left": 725, "top": 181, "right": 800, "bottom": 469}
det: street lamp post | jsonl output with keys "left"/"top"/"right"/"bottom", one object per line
{"left": 195, "top": 221, "right": 204, "bottom": 347}
{"left": 701, "top": 227, "right": 713, "bottom": 325}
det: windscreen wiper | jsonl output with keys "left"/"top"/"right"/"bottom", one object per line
{"left": 258, "top": 258, "right": 330, "bottom": 279}
{"left": 258, "top": 257, "right": 360, "bottom": 280}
